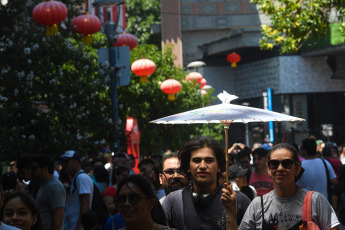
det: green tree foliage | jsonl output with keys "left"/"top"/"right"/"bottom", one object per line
{"left": 0, "top": 0, "right": 113, "bottom": 159}
{"left": 252, "top": 0, "right": 345, "bottom": 53}
{"left": 118, "top": 44, "right": 223, "bottom": 155}
{"left": 0, "top": 0, "right": 222, "bottom": 160}
{"left": 125, "top": 0, "right": 161, "bottom": 46}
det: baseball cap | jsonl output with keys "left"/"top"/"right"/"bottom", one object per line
{"left": 60, "top": 150, "right": 80, "bottom": 161}
{"left": 261, "top": 143, "right": 272, "bottom": 151}
{"left": 228, "top": 165, "right": 248, "bottom": 179}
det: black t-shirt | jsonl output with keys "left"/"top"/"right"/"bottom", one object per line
{"left": 333, "top": 182, "right": 345, "bottom": 197}
{"left": 162, "top": 185, "right": 251, "bottom": 230}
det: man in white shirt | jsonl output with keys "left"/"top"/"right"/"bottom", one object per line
{"left": 60, "top": 150, "right": 93, "bottom": 230}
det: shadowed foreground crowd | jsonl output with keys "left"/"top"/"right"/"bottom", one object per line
{"left": 1, "top": 136, "right": 345, "bottom": 230}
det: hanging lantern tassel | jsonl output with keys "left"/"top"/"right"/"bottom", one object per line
{"left": 46, "top": 24, "right": 58, "bottom": 36}
{"left": 168, "top": 94, "right": 176, "bottom": 101}
{"left": 82, "top": 34, "right": 93, "bottom": 45}
{"left": 140, "top": 76, "right": 149, "bottom": 83}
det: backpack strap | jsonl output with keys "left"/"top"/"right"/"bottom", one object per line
{"left": 321, "top": 159, "right": 332, "bottom": 201}
{"left": 111, "top": 215, "right": 116, "bottom": 230}
{"left": 261, "top": 195, "right": 264, "bottom": 224}
{"left": 71, "top": 171, "right": 86, "bottom": 194}
{"left": 302, "top": 191, "right": 314, "bottom": 222}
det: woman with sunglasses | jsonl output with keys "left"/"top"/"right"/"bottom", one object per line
{"left": 224, "top": 143, "right": 340, "bottom": 230}
{"left": 114, "top": 175, "right": 173, "bottom": 230}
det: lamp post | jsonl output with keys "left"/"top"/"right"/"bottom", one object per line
{"left": 93, "top": 0, "right": 129, "bottom": 154}
{"left": 187, "top": 61, "right": 206, "bottom": 71}
{"left": 242, "top": 102, "right": 250, "bottom": 147}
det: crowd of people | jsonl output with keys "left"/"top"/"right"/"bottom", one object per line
{"left": 0, "top": 136, "right": 344, "bottom": 230}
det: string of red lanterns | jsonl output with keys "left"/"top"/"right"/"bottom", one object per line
{"left": 32, "top": 1, "right": 206, "bottom": 102}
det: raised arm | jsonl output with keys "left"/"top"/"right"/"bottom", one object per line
{"left": 221, "top": 184, "right": 238, "bottom": 230}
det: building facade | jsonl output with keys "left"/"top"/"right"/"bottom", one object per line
{"left": 161, "top": 0, "right": 345, "bottom": 146}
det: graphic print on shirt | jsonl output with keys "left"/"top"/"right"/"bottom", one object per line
{"left": 264, "top": 211, "right": 302, "bottom": 230}
{"left": 268, "top": 213, "right": 278, "bottom": 229}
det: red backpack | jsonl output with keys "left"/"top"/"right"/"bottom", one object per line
{"left": 300, "top": 191, "right": 320, "bottom": 230}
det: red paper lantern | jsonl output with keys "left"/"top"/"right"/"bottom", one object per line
{"left": 113, "top": 33, "right": 138, "bottom": 51}
{"left": 72, "top": 14, "right": 101, "bottom": 44}
{"left": 200, "top": 78, "right": 207, "bottom": 89}
{"left": 32, "top": 1, "right": 68, "bottom": 36}
{"left": 186, "top": 72, "right": 202, "bottom": 83}
{"left": 131, "top": 58, "right": 156, "bottom": 82}
{"left": 200, "top": 89, "right": 208, "bottom": 95}
{"left": 226, "top": 52, "right": 241, "bottom": 68}
{"left": 161, "top": 79, "right": 181, "bottom": 101}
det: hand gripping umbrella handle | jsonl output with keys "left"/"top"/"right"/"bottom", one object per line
{"left": 223, "top": 122, "right": 231, "bottom": 188}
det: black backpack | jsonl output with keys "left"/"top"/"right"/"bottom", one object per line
{"left": 72, "top": 171, "right": 109, "bottom": 229}
{"left": 338, "top": 192, "right": 345, "bottom": 225}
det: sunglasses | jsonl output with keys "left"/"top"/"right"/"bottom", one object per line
{"left": 162, "top": 169, "right": 187, "bottom": 176}
{"left": 116, "top": 194, "right": 151, "bottom": 206}
{"left": 268, "top": 159, "right": 297, "bottom": 170}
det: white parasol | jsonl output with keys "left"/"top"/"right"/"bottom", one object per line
{"left": 150, "top": 90, "right": 305, "bottom": 187}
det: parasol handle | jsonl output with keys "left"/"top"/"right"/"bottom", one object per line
{"left": 224, "top": 123, "right": 230, "bottom": 189}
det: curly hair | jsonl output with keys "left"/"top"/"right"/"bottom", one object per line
{"left": 179, "top": 136, "right": 226, "bottom": 174}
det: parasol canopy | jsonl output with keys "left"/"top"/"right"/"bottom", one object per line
{"left": 150, "top": 90, "right": 305, "bottom": 200}
{"left": 150, "top": 91, "right": 304, "bottom": 124}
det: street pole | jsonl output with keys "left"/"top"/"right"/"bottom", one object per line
{"left": 93, "top": 0, "right": 124, "bottom": 154}
{"left": 242, "top": 102, "right": 250, "bottom": 147}
{"left": 109, "top": 48, "right": 120, "bottom": 153}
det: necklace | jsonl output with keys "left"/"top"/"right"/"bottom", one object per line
{"left": 279, "top": 202, "right": 289, "bottom": 216}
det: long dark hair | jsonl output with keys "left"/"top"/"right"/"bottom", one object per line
{"left": 2, "top": 191, "right": 42, "bottom": 230}
{"left": 116, "top": 175, "right": 166, "bottom": 226}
